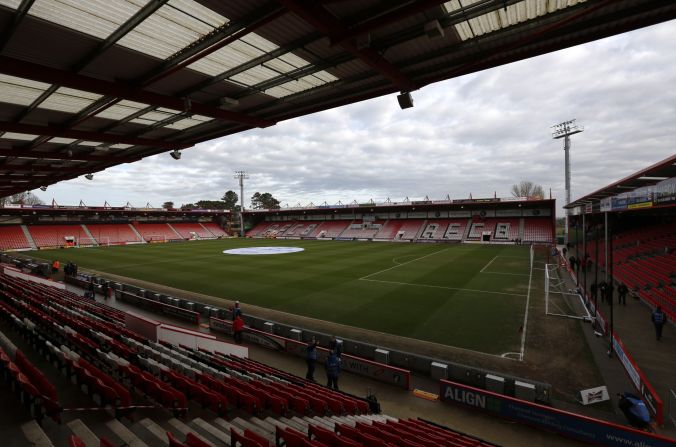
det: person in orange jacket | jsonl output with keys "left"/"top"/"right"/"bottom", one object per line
{"left": 51, "top": 259, "right": 60, "bottom": 274}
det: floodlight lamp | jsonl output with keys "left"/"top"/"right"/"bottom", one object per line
{"left": 397, "top": 92, "right": 414, "bottom": 109}
{"left": 39, "top": 186, "right": 48, "bottom": 191}
{"left": 84, "top": 173, "right": 94, "bottom": 180}
{"left": 170, "top": 150, "right": 182, "bottom": 160}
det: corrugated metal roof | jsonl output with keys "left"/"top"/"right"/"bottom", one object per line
{"left": 0, "top": 0, "right": 672, "bottom": 195}
{"left": 39, "top": 87, "right": 102, "bottom": 114}
{"left": 445, "top": 0, "right": 589, "bottom": 41}
{"left": 1, "top": 132, "right": 38, "bottom": 140}
{"left": 29, "top": 0, "right": 145, "bottom": 40}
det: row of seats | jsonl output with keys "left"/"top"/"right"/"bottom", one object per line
{"left": 0, "top": 222, "right": 229, "bottom": 249}
{"left": 0, "top": 272, "right": 500, "bottom": 447}
{"left": 248, "top": 218, "right": 553, "bottom": 243}
{"left": 581, "top": 222, "right": 675, "bottom": 321}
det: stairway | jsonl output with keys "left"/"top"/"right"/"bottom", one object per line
{"left": 166, "top": 223, "right": 183, "bottom": 239}
{"left": 80, "top": 224, "right": 98, "bottom": 246}
{"left": 128, "top": 224, "right": 144, "bottom": 243}
{"left": 20, "top": 225, "right": 37, "bottom": 249}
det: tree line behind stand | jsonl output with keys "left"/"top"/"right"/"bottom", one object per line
{"left": 160, "top": 190, "right": 281, "bottom": 211}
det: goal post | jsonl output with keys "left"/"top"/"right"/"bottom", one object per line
{"left": 144, "top": 234, "right": 167, "bottom": 243}
{"left": 545, "top": 263, "right": 592, "bottom": 322}
{"left": 77, "top": 236, "right": 108, "bottom": 247}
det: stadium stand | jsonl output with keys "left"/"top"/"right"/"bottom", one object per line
{"left": 27, "top": 225, "right": 90, "bottom": 248}
{"left": 85, "top": 224, "right": 143, "bottom": 245}
{"left": 585, "top": 223, "right": 676, "bottom": 321}
{"left": 489, "top": 218, "right": 520, "bottom": 241}
{"left": 133, "top": 223, "right": 183, "bottom": 242}
{"left": 304, "top": 221, "right": 348, "bottom": 239}
{"left": 0, "top": 225, "right": 30, "bottom": 250}
{"left": 0, "top": 271, "right": 501, "bottom": 447}
{"left": 387, "top": 220, "right": 425, "bottom": 241}
{"left": 201, "top": 223, "right": 228, "bottom": 238}
{"left": 522, "top": 217, "right": 554, "bottom": 244}
{"left": 418, "top": 219, "right": 468, "bottom": 241}
{"left": 170, "top": 223, "right": 217, "bottom": 240}
{"left": 339, "top": 221, "right": 385, "bottom": 239}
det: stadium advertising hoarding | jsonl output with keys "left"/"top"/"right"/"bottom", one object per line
{"left": 118, "top": 291, "right": 200, "bottom": 324}
{"left": 210, "top": 317, "right": 410, "bottom": 389}
{"left": 612, "top": 334, "right": 663, "bottom": 424}
{"left": 439, "top": 380, "right": 674, "bottom": 447}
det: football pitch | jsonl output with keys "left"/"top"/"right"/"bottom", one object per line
{"left": 27, "top": 239, "right": 538, "bottom": 357}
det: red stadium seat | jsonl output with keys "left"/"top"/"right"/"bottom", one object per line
{"left": 68, "top": 435, "right": 86, "bottom": 447}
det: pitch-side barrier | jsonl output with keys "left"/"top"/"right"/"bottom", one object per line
{"left": 440, "top": 379, "right": 674, "bottom": 447}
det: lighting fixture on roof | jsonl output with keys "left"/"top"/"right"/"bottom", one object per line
{"left": 356, "top": 32, "right": 371, "bottom": 50}
{"left": 39, "top": 186, "right": 47, "bottom": 191}
{"left": 424, "top": 20, "right": 445, "bottom": 39}
{"left": 66, "top": 149, "right": 73, "bottom": 157}
{"left": 637, "top": 176, "right": 668, "bottom": 181}
{"left": 84, "top": 173, "right": 94, "bottom": 180}
{"left": 219, "top": 97, "right": 239, "bottom": 109}
{"left": 397, "top": 92, "right": 414, "bottom": 109}
{"left": 170, "top": 150, "right": 182, "bottom": 160}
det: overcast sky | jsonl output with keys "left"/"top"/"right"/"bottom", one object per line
{"left": 34, "top": 20, "right": 676, "bottom": 214}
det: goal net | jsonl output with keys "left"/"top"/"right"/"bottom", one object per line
{"left": 545, "top": 263, "right": 592, "bottom": 322}
{"left": 144, "top": 234, "right": 167, "bottom": 243}
{"left": 77, "top": 237, "right": 109, "bottom": 247}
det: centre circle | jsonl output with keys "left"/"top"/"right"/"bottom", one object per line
{"left": 222, "top": 247, "right": 305, "bottom": 255}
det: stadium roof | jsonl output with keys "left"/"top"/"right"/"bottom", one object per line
{"left": 566, "top": 153, "right": 676, "bottom": 209}
{"left": 1, "top": 0, "right": 675, "bottom": 196}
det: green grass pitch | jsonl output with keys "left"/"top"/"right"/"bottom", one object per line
{"left": 26, "top": 239, "right": 534, "bottom": 356}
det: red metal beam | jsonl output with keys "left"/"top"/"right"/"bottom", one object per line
{"left": 0, "top": 121, "right": 190, "bottom": 150}
{"left": 0, "top": 165, "right": 97, "bottom": 173}
{"left": 141, "top": 8, "right": 287, "bottom": 87}
{"left": 0, "top": 56, "right": 275, "bottom": 128}
{"left": 0, "top": 148, "right": 140, "bottom": 162}
{"left": 277, "top": 0, "right": 413, "bottom": 91}
{"left": 329, "top": 0, "right": 449, "bottom": 47}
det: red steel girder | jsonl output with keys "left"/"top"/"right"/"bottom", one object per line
{"left": 329, "top": 0, "right": 449, "bottom": 47}
{"left": 277, "top": 0, "right": 414, "bottom": 91}
{"left": 0, "top": 56, "right": 275, "bottom": 128}
{"left": 0, "top": 148, "right": 140, "bottom": 163}
{"left": 0, "top": 121, "right": 190, "bottom": 150}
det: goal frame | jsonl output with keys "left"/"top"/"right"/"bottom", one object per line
{"left": 545, "top": 263, "right": 593, "bottom": 322}
{"left": 78, "top": 236, "right": 109, "bottom": 247}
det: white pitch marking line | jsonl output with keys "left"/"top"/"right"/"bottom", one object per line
{"left": 481, "top": 271, "right": 529, "bottom": 277}
{"left": 360, "top": 247, "right": 450, "bottom": 280}
{"left": 359, "top": 278, "right": 527, "bottom": 297}
{"left": 480, "top": 256, "right": 498, "bottom": 273}
{"left": 518, "top": 250, "right": 534, "bottom": 362}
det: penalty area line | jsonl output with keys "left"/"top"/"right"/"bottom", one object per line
{"left": 360, "top": 247, "right": 450, "bottom": 280}
{"left": 518, "top": 250, "right": 534, "bottom": 362}
{"left": 358, "top": 278, "right": 527, "bottom": 297}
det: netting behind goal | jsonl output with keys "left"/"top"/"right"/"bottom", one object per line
{"left": 545, "top": 264, "right": 592, "bottom": 322}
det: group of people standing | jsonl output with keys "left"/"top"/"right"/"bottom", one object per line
{"left": 229, "top": 302, "right": 343, "bottom": 391}
{"left": 306, "top": 335, "right": 342, "bottom": 391}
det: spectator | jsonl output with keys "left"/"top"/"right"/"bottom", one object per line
{"left": 51, "top": 259, "right": 60, "bottom": 274}
{"left": 306, "top": 336, "right": 319, "bottom": 381}
{"left": 562, "top": 247, "right": 568, "bottom": 258}
{"left": 326, "top": 350, "right": 341, "bottom": 391}
{"left": 568, "top": 255, "right": 576, "bottom": 272}
{"left": 328, "top": 335, "right": 342, "bottom": 357}
{"left": 617, "top": 283, "right": 628, "bottom": 306}
{"left": 232, "top": 314, "right": 244, "bottom": 344}
{"left": 101, "top": 282, "right": 109, "bottom": 300}
{"left": 590, "top": 282, "right": 597, "bottom": 301}
{"left": 651, "top": 306, "right": 667, "bottom": 341}
{"left": 599, "top": 281, "right": 607, "bottom": 303}
{"left": 586, "top": 256, "right": 592, "bottom": 272}
{"left": 232, "top": 300, "right": 242, "bottom": 320}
